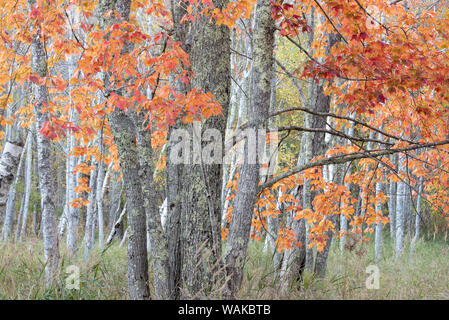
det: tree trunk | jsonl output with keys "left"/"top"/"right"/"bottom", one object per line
{"left": 18, "top": 132, "right": 32, "bottom": 242}
{"left": 83, "top": 163, "right": 97, "bottom": 260}
{"left": 66, "top": 132, "right": 78, "bottom": 255}
{"left": 340, "top": 123, "right": 354, "bottom": 251}
{"left": 96, "top": 132, "right": 105, "bottom": 250}
{"left": 108, "top": 108, "right": 150, "bottom": 300}
{"left": 388, "top": 154, "right": 397, "bottom": 240}
{"left": 168, "top": 0, "right": 231, "bottom": 299}
{"left": 375, "top": 180, "right": 383, "bottom": 262}
{"left": 132, "top": 111, "right": 170, "bottom": 299}
{"left": 29, "top": 4, "right": 60, "bottom": 286}
{"left": 98, "top": 0, "right": 150, "bottom": 300}
{"left": 223, "top": 0, "right": 274, "bottom": 298}
{"left": 410, "top": 176, "right": 423, "bottom": 255}
{"left": 395, "top": 155, "right": 406, "bottom": 258}
{"left": 1, "top": 139, "right": 26, "bottom": 241}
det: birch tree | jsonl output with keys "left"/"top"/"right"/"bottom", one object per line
{"left": 2, "top": 137, "right": 27, "bottom": 241}
{"left": 396, "top": 155, "right": 407, "bottom": 258}
{"left": 29, "top": 0, "right": 59, "bottom": 287}
{"left": 410, "top": 176, "right": 424, "bottom": 255}
{"left": 0, "top": 141, "right": 24, "bottom": 237}
{"left": 18, "top": 130, "right": 33, "bottom": 242}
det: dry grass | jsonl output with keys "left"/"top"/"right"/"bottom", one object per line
{"left": 0, "top": 234, "right": 448, "bottom": 299}
{"left": 240, "top": 235, "right": 449, "bottom": 299}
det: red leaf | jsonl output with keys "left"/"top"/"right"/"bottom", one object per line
{"left": 29, "top": 75, "right": 39, "bottom": 84}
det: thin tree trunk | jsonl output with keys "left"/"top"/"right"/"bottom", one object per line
{"left": 83, "top": 164, "right": 98, "bottom": 260}
{"left": 279, "top": 183, "right": 305, "bottom": 292}
{"left": 29, "top": 1, "right": 60, "bottom": 286}
{"left": 395, "top": 155, "right": 406, "bottom": 258}
{"left": 66, "top": 133, "right": 78, "bottom": 255}
{"left": 410, "top": 176, "right": 424, "bottom": 255}
{"left": 107, "top": 174, "right": 122, "bottom": 236}
{"left": 2, "top": 139, "right": 27, "bottom": 241}
{"left": 14, "top": 193, "right": 25, "bottom": 242}
{"left": 314, "top": 159, "right": 344, "bottom": 277}
{"left": 96, "top": 132, "right": 105, "bottom": 250}
{"left": 106, "top": 203, "right": 126, "bottom": 246}
{"left": 18, "top": 134, "right": 32, "bottom": 242}
{"left": 375, "top": 180, "right": 383, "bottom": 262}
{"left": 340, "top": 123, "right": 354, "bottom": 251}
{"left": 388, "top": 153, "right": 397, "bottom": 240}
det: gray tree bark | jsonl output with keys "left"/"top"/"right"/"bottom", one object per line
{"left": 132, "top": 111, "right": 170, "bottom": 299}
{"left": 98, "top": 0, "right": 150, "bottom": 299}
{"left": 168, "top": 0, "right": 231, "bottom": 299}
{"left": 223, "top": 0, "right": 274, "bottom": 298}
{"left": 108, "top": 108, "right": 150, "bottom": 299}
{"left": 83, "top": 163, "right": 97, "bottom": 261}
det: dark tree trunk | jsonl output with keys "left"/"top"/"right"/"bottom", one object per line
{"left": 98, "top": 0, "right": 150, "bottom": 300}
{"left": 168, "top": 0, "right": 231, "bottom": 298}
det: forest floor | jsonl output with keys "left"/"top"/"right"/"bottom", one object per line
{"left": 0, "top": 234, "right": 448, "bottom": 299}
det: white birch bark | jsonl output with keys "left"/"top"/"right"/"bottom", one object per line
{"left": 18, "top": 132, "right": 32, "bottom": 242}
{"left": 96, "top": 133, "right": 105, "bottom": 249}
{"left": 375, "top": 180, "right": 383, "bottom": 262}
{"left": 410, "top": 176, "right": 424, "bottom": 255}
{"left": 119, "top": 227, "right": 128, "bottom": 247}
{"left": 340, "top": 122, "right": 354, "bottom": 251}
{"left": 106, "top": 203, "right": 126, "bottom": 246}
{"left": 14, "top": 193, "right": 26, "bottom": 242}
{"left": 29, "top": 7, "right": 60, "bottom": 285}
{"left": 222, "top": 23, "right": 251, "bottom": 226}
{"left": 2, "top": 139, "right": 27, "bottom": 241}
{"left": 388, "top": 154, "right": 397, "bottom": 240}
{"left": 395, "top": 155, "right": 406, "bottom": 258}
{"left": 65, "top": 133, "right": 78, "bottom": 255}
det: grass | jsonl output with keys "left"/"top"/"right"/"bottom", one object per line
{"left": 0, "top": 238, "right": 128, "bottom": 299}
{"left": 240, "top": 234, "right": 449, "bottom": 299}
{"left": 0, "top": 234, "right": 448, "bottom": 299}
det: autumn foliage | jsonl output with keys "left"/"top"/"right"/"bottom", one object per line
{"left": 1, "top": 0, "right": 449, "bottom": 257}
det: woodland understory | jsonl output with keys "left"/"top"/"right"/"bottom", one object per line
{"left": 0, "top": 0, "right": 449, "bottom": 300}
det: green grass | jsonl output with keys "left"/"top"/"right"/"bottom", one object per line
{"left": 0, "top": 234, "right": 448, "bottom": 299}
{"left": 0, "top": 238, "right": 128, "bottom": 299}
{"left": 240, "top": 234, "right": 449, "bottom": 299}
